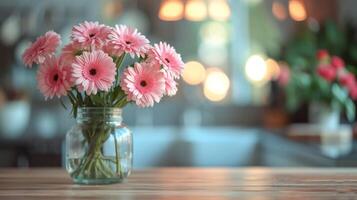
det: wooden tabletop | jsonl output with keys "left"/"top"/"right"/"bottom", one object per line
{"left": 0, "top": 168, "right": 357, "bottom": 200}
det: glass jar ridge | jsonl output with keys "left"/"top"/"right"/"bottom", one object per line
{"left": 76, "top": 107, "right": 123, "bottom": 124}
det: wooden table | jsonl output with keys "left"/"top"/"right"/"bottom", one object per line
{"left": 0, "top": 168, "right": 356, "bottom": 199}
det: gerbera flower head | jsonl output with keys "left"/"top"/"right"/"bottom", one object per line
{"left": 59, "top": 42, "right": 83, "bottom": 65}
{"left": 121, "top": 62, "right": 165, "bottom": 107}
{"left": 37, "top": 56, "right": 72, "bottom": 99}
{"left": 108, "top": 25, "right": 149, "bottom": 58}
{"left": 22, "top": 31, "right": 61, "bottom": 68}
{"left": 71, "top": 21, "right": 110, "bottom": 49}
{"left": 72, "top": 50, "right": 116, "bottom": 95}
{"left": 102, "top": 42, "right": 123, "bottom": 57}
{"left": 146, "top": 46, "right": 163, "bottom": 67}
{"left": 163, "top": 71, "right": 178, "bottom": 96}
{"left": 152, "top": 42, "right": 184, "bottom": 78}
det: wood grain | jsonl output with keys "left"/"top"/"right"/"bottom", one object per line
{"left": 0, "top": 168, "right": 356, "bottom": 199}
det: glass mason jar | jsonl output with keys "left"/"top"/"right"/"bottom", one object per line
{"left": 65, "top": 107, "right": 132, "bottom": 184}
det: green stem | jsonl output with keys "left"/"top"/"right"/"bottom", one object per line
{"left": 70, "top": 122, "right": 117, "bottom": 180}
{"left": 114, "top": 132, "right": 120, "bottom": 174}
{"left": 76, "top": 91, "right": 83, "bottom": 106}
{"left": 115, "top": 53, "right": 126, "bottom": 86}
{"left": 67, "top": 91, "right": 76, "bottom": 104}
{"left": 114, "top": 96, "right": 128, "bottom": 108}
{"left": 116, "top": 53, "right": 126, "bottom": 68}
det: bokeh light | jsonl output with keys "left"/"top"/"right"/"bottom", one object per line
{"left": 200, "top": 22, "right": 229, "bottom": 45}
{"left": 203, "top": 68, "right": 230, "bottom": 102}
{"left": 208, "top": 0, "right": 231, "bottom": 21}
{"left": 272, "top": 1, "right": 287, "bottom": 21}
{"left": 185, "top": 0, "right": 207, "bottom": 21}
{"left": 183, "top": 61, "right": 207, "bottom": 85}
{"left": 159, "top": 0, "right": 184, "bottom": 21}
{"left": 289, "top": 0, "right": 307, "bottom": 21}
{"left": 199, "top": 21, "right": 229, "bottom": 66}
{"left": 198, "top": 42, "right": 228, "bottom": 66}
{"left": 102, "top": 0, "right": 123, "bottom": 20}
{"left": 265, "top": 58, "right": 280, "bottom": 80}
{"left": 243, "top": 0, "right": 262, "bottom": 5}
{"left": 245, "top": 55, "right": 268, "bottom": 84}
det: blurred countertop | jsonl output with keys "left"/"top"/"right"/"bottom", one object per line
{"left": 1, "top": 126, "right": 357, "bottom": 167}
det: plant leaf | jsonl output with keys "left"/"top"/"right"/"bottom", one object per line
{"left": 332, "top": 84, "right": 348, "bottom": 104}
{"left": 345, "top": 99, "right": 356, "bottom": 122}
{"left": 90, "top": 94, "right": 104, "bottom": 106}
{"left": 59, "top": 98, "right": 67, "bottom": 110}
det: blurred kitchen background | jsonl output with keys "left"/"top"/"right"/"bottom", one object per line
{"left": 0, "top": 0, "right": 357, "bottom": 168}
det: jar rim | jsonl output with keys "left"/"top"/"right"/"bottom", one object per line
{"left": 77, "top": 107, "right": 122, "bottom": 115}
{"left": 76, "top": 107, "right": 123, "bottom": 122}
{"left": 78, "top": 107, "right": 122, "bottom": 110}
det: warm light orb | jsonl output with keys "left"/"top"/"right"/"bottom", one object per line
{"left": 203, "top": 68, "right": 230, "bottom": 102}
{"left": 185, "top": 0, "right": 207, "bottom": 21}
{"left": 208, "top": 0, "right": 231, "bottom": 21}
{"left": 289, "top": 0, "right": 307, "bottom": 21}
{"left": 272, "top": 1, "right": 287, "bottom": 21}
{"left": 183, "top": 61, "right": 206, "bottom": 85}
{"left": 102, "top": 0, "right": 123, "bottom": 19}
{"left": 265, "top": 58, "right": 280, "bottom": 80}
{"left": 245, "top": 55, "right": 268, "bottom": 84}
{"left": 159, "top": 0, "right": 184, "bottom": 21}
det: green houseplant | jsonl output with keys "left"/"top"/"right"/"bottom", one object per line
{"left": 277, "top": 21, "right": 356, "bottom": 124}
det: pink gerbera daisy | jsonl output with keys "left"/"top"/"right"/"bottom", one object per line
{"left": 121, "top": 62, "right": 165, "bottom": 107}
{"left": 108, "top": 25, "right": 149, "bottom": 58}
{"left": 163, "top": 71, "right": 178, "bottom": 96}
{"left": 71, "top": 21, "right": 110, "bottom": 49}
{"left": 102, "top": 42, "right": 123, "bottom": 57}
{"left": 59, "top": 42, "right": 83, "bottom": 65}
{"left": 146, "top": 46, "right": 162, "bottom": 67}
{"left": 151, "top": 42, "right": 184, "bottom": 78}
{"left": 72, "top": 50, "right": 116, "bottom": 95}
{"left": 22, "top": 31, "right": 61, "bottom": 68}
{"left": 37, "top": 56, "right": 72, "bottom": 99}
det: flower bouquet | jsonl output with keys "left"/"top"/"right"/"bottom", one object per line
{"left": 279, "top": 49, "right": 356, "bottom": 124}
{"left": 22, "top": 21, "right": 184, "bottom": 184}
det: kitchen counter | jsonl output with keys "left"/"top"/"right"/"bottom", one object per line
{"left": 1, "top": 127, "right": 357, "bottom": 167}
{"left": 0, "top": 168, "right": 356, "bottom": 199}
